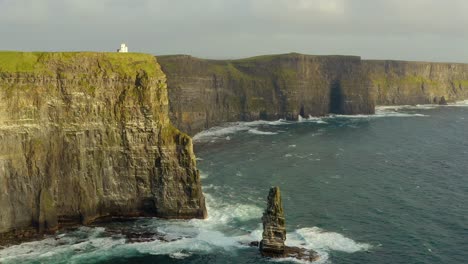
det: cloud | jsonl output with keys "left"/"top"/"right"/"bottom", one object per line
{"left": 0, "top": 0, "right": 50, "bottom": 23}
{"left": 0, "top": 0, "right": 467, "bottom": 62}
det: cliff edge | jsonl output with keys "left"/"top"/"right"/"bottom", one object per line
{"left": 0, "top": 52, "right": 207, "bottom": 242}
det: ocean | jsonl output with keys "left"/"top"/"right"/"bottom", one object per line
{"left": 1, "top": 103, "right": 467, "bottom": 264}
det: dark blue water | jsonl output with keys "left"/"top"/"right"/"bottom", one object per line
{"left": 1, "top": 105, "right": 467, "bottom": 264}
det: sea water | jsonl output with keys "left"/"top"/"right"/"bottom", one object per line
{"left": 1, "top": 103, "right": 467, "bottom": 264}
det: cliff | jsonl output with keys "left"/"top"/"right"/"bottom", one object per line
{"left": 159, "top": 54, "right": 374, "bottom": 135}
{"left": 159, "top": 54, "right": 468, "bottom": 136}
{"left": 0, "top": 52, "right": 206, "bottom": 241}
{"left": 363, "top": 60, "right": 468, "bottom": 105}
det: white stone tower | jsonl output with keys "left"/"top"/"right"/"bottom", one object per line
{"left": 117, "top": 43, "right": 128, "bottom": 53}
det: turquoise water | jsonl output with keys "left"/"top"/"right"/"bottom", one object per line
{"left": 1, "top": 104, "right": 467, "bottom": 264}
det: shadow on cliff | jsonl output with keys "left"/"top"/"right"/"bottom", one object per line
{"left": 329, "top": 80, "right": 344, "bottom": 114}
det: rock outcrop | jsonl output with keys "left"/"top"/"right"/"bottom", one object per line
{"left": 0, "top": 52, "right": 207, "bottom": 243}
{"left": 363, "top": 60, "right": 468, "bottom": 105}
{"left": 259, "top": 187, "right": 318, "bottom": 262}
{"left": 159, "top": 54, "right": 374, "bottom": 135}
{"left": 260, "top": 186, "right": 286, "bottom": 256}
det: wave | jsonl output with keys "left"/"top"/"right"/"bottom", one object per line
{"left": 0, "top": 191, "right": 371, "bottom": 264}
{"left": 376, "top": 105, "right": 438, "bottom": 111}
{"left": 333, "top": 109, "right": 428, "bottom": 118}
{"left": 450, "top": 100, "right": 468, "bottom": 107}
{"left": 289, "top": 227, "right": 371, "bottom": 253}
{"left": 193, "top": 120, "right": 288, "bottom": 142}
{"left": 248, "top": 128, "right": 278, "bottom": 135}
{"left": 298, "top": 115, "right": 328, "bottom": 124}
{"left": 193, "top": 107, "right": 435, "bottom": 142}
{"left": 377, "top": 100, "right": 468, "bottom": 110}
{"left": 239, "top": 225, "right": 371, "bottom": 263}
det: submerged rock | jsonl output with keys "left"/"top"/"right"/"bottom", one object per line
{"left": 259, "top": 187, "right": 318, "bottom": 262}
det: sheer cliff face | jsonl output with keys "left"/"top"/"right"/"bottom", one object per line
{"left": 159, "top": 54, "right": 374, "bottom": 135}
{"left": 0, "top": 52, "right": 206, "bottom": 238}
{"left": 364, "top": 60, "right": 468, "bottom": 105}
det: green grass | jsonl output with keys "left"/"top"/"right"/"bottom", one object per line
{"left": 0, "top": 51, "right": 160, "bottom": 78}
{"left": 0, "top": 52, "right": 48, "bottom": 73}
{"left": 371, "top": 74, "right": 441, "bottom": 88}
{"left": 454, "top": 80, "right": 468, "bottom": 87}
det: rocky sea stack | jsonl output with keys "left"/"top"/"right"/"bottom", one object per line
{"left": 260, "top": 187, "right": 318, "bottom": 262}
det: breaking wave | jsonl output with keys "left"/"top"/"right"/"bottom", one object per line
{"left": 193, "top": 107, "right": 435, "bottom": 142}
{"left": 248, "top": 128, "right": 278, "bottom": 135}
{"left": 193, "top": 120, "right": 287, "bottom": 142}
{"left": 0, "top": 191, "right": 371, "bottom": 264}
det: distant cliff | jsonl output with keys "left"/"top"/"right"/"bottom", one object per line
{"left": 159, "top": 54, "right": 468, "bottom": 135}
{"left": 159, "top": 54, "right": 374, "bottom": 135}
{"left": 363, "top": 60, "right": 468, "bottom": 105}
{"left": 0, "top": 52, "right": 206, "bottom": 242}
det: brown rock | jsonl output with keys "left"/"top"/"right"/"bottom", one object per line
{"left": 260, "top": 187, "right": 286, "bottom": 257}
{"left": 259, "top": 187, "right": 319, "bottom": 262}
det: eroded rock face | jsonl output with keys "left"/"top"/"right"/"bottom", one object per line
{"left": 159, "top": 54, "right": 468, "bottom": 136}
{"left": 260, "top": 187, "right": 286, "bottom": 256}
{"left": 0, "top": 52, "right": 207, "bottom": 242}
{"left": 363, "top": 60, "right": 468, "bottom": 105}
{"left": 159, "top": 54, "right": 374, "bottom": 135}
{"left": 259, "top": 187, "right": 318, "bottom": 262}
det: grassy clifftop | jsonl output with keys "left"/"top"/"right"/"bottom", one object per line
{"left": 0, "top": 51, "right": 161, "bottom": 78}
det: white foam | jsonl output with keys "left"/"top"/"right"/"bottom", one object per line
{"left": 200, "top": 193, "right": 263, "bottom": 225}
{"left": 243, "top": 225, "right": 370, "bottom": 263}
{"left": 376, "top": 104, "right": 437, "bottom": 111}
{"left": 271, "top": 252, "right": 329, "bottom": 264}
{"left": 287, "top": 227, "right": 372, "bottom": 253}
{"left": 248, "top": 129, "right": 278, "bottom": 135}
{"left": 449, "top": 100, "right": 468, "bottom": 107}
{"left": 0, "top": 192, "right": 370, "bottom": 264}
{"left": 194, "top": 107, "right": 434, "bottom": 142}
{"left": 298, "top": 115, "right": 328, "bottom": 124}
{"left": 0, "top": 227, "right": 126, "bottom": 264}
{"left": 200, "top": 171, "right": 209, "bottom": 179}
{"left": 169, "top": 252, "right": 192, "bottom": 259}
{"left": 193, "top": 120, "right": 288, "bottom": 142}
{"left": 331, "top": 108, "right": 429, "bottom": 119}
{"left": 377, "top": 101, "right": 468, "bottom": 110}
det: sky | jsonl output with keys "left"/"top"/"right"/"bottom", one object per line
{"left": 1, "top": 0, "right": 468, "bottom": 62}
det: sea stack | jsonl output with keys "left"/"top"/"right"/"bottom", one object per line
{"left": 259, "top": 187, "right": 318, "bottom": 261}
{"left": 260, "top": 187, "right": 287, "bottom": 256}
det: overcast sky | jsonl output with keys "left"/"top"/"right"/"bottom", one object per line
{"left": 1, "top": 0, "right": 468, "bottom": 62}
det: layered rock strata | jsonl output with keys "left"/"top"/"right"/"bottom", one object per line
{"left": 260, "top": 186, "right": 286, "bottom": 255}
{"left": 0, "top": 52, "right": 207, "bottom": 243}
{"left": 159, "top": 54, "right": 468, "bottom": 136}
{"left": 159, "top": 54, "right": 374, "bottom": 135}
{"left": 363, "top": 60, "right": 468, "bottom": 105}
{"left": 259, "top": 187, "right": 318, "bottom": 262}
